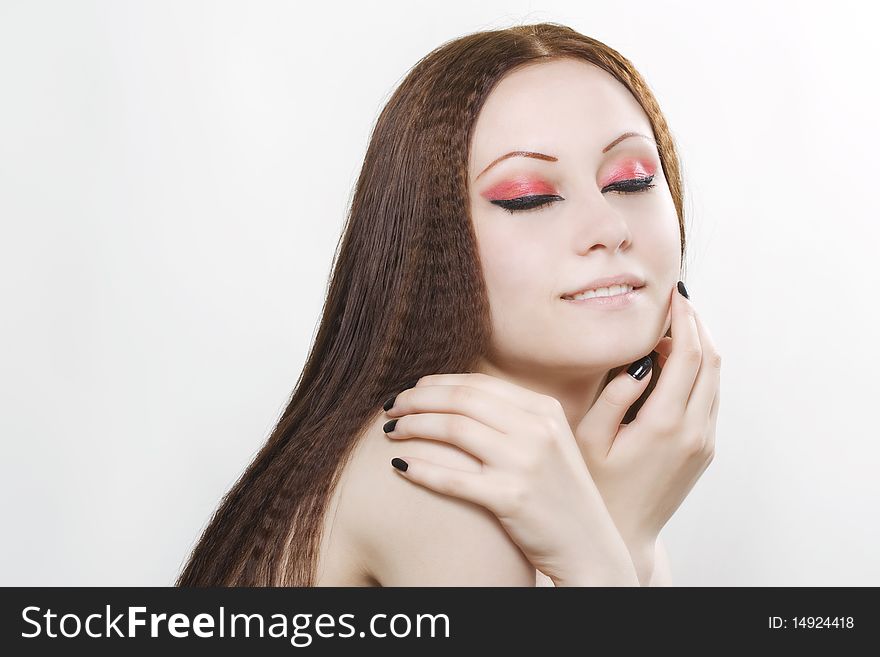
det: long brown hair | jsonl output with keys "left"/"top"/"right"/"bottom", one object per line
{"left": 176, "top": 22, "right": 687, "bottom": 586}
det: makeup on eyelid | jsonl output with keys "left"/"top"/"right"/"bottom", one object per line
{"left": 602, "top": 159, "right": 657, "bottom": 186}
{"left": 482, "top": 177, "right": 557, "bottom": 201}
{"left": 480, "top": 158, "right": 658, "bottom": 201}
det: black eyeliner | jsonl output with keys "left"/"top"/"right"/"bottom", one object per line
{"left": 604, "top": 174, "right": 655, "bottom": 193}
{"left": 490, "top": 194, "right": 563, "bottom": 213}
{"left": 491, "top": 174, "right": 656, "bottom": 214}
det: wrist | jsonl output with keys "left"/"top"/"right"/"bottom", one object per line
{"left": 550, "top": 540, "right": 641, "bottom": 587}
{"left": 550, "top": 558, "right": 640, "bottom": 587}
{"left": 624, "top": 536, "right": 658, "bottom": 587}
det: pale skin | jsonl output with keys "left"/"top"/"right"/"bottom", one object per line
{"left": 384, "top": 286, "right": 719, "bottom": 586}
{"left": 312, "top": 57, "right": 720, "bottom": 587}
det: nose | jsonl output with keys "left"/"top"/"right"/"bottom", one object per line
{"left": 570, "top": 200, "right": 633, "bottom": 255}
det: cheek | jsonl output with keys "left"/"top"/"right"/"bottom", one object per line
{"left": 636, "top": 199, "right": 682, "bottom": 274}
{"left": 476, "top": 222, "right": 549, "bottom": 300}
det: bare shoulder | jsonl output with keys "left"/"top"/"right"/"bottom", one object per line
{"left": 325, "top": 408, "right": 536, "bottom": 586}
{"left": 313, "top": 416, "right": 379, "bottom": 586}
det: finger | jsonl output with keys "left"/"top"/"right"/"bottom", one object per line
{"left": 389, "top": 455, "right": 499, "bottom": 512}
{"left": 385, "top": 382, "right": 534, "bottom": 436}
{"left": 576, "top": 354, "right": 654, "bottom": 459}
{"left": 639, "top": 283, "right": 702, "bottom": 420}
{"left": 384, "top": 412, "right": 504, "bottom": 466}
{"left": 412, "top": 372, "right": 562, "bottom": 419}
{"left": 684, "top": 311, "right": 721, "bottom": 428}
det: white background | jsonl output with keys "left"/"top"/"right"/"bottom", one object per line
{"left": 2, "top": 0, "right": 878, "bottom": 586}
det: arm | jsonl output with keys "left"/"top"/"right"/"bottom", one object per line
{"left": 647, "top": 535, "right": 673, "bottom": 587}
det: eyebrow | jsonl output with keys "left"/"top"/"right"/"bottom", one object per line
{"left": 474, "top": 131, "right": 656, "bottom": 181}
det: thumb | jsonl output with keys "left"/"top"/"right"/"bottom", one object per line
{"left": 575, "top": 355, "right": 654, "bottom": 459}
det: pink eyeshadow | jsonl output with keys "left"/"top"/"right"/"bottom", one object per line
{"left": 482, "top": 178, "right": 557, "bottom": 200}
{"left": 603, "top": 159, "right": 657, "bottom": 185}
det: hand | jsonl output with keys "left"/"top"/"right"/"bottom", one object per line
{"left": 382, "top": 375, "right": 639, "bottom": 586}
{"left": 575, "top": 283, "right": 721, "bottom": 556}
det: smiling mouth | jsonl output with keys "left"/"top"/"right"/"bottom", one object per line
{"left": 561, "top": 283, "right": 644, "bottom": 300}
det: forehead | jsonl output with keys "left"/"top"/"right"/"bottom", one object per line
{"left": 468, "top": 58, "right": 653, "bottom": 175}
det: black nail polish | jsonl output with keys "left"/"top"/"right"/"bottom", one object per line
{"left": 391, "top": 457, "right": 408, "bottom": 472}
{"left": 382, "top": 379, "right": 419, "bottom": 412}
{"left": 677, "top": 281, "right": 690, "bottom": 299}
{"left": 627, "top": 355, "right": 653, "bottom": 381}
{"left": 383, "top": 418, "right": 398, "bottom": 433}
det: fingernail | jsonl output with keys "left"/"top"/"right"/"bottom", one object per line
{"left": 677, "top": 281, "right": 690, "bottom": 299}
{"left": 627, "top": 355, "right": 653, "bottom": 381}
{"left": 391, "top": 457, "right": 408, "bottom": 472}
{"left": 382, "top": 379, "right": 419, "bottom": 412}
{"left": 383, "top": 418, "right": 398, "bottom": 433}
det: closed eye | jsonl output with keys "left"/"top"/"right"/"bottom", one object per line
{"left": 490, "top": 175, "right": 656, "bottom": 214}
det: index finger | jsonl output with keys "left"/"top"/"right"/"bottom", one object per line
{"left": 410, "top": 372, "right": 562, "bottom": 418}
{"left": 639, "top": 283, "right": 702, "bottom": 419}
{"left": 385, "top": 380, "right": 535, "bottom": 436}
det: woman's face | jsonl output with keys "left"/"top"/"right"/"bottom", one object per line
{"left": 468, "top": 58, "right": 681, "bottom": 378}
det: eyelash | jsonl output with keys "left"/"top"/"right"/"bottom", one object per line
{"left": 490, "top": 175, "right": 656, "bottom": 214}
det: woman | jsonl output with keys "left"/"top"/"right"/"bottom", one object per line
{"left": 176, "top": 22, "right": 720, "bottom": 587}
